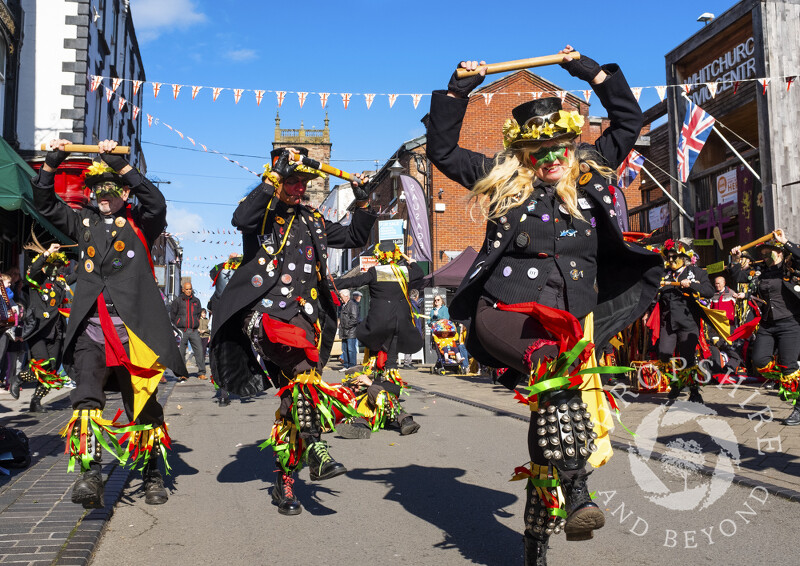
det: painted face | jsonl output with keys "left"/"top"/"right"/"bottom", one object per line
{"left": 279, "top": 176, "right": 309, "bottom": 204}
{"left": 94, "top": 183, "right": 128, "bottom": 215}
{"left": 529, "top": 142, "right": 570, "bottom": 184}
{"left": 667, "top": 254, "right": 684, "bottom": 270}
{"left": 761, "top": 248, "right": 782, "bottom": 267}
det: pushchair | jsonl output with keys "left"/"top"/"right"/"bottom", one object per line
{"left": 429, "top": 319, "right": 467, "bottom": 375}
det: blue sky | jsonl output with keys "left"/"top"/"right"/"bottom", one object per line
{"left": 128, "top": 0, "right": 739, "bottom": 306}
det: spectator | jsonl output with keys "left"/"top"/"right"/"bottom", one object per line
{"left": 338, "top": 289, "right": 359, "bottom": 371}
{"left": 198, "top": 309, "right": 211, "bottom": 363}
{"left": 170, "top": 282, "right": 206, "bottom": 381}
{"left": 430, "top": 295, "right": 450, "bottom": 324}
{"left": 710, "top": 275, "right": 741, "bottom": 325}
{"left": 401, "top": 289, "right": 424, "bottom": 369}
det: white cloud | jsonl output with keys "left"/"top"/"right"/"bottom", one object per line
{"left": 130, "top": 0, "right": 206, "bottom": 42}
{"left": 167, "top": 207, "right": 203, "bottom": 235}
{"left": 227, "top": 48, "right": 258, "bottom": 62}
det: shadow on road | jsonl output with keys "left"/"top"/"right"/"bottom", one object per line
{"left": 348, "top": 464, "right": 521, "bottom": 565}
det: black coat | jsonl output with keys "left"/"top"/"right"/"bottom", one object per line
{"left": 209, "top": 183, "right": 376, "bottom": 396}
{"left": 729, "top": 241, "right": 800, "bottom": 317}
{"left": 31, "top": 169, "right": 187, "bottom": 376}
{"left": 339, "top": 299, "right": 359, "bottom": 339}
{"left": 425, "top": 64, "right": 662, "bottom": 368}
{"left": 170, "top": 292, "right": 202, "bottom": 331}
{"left": 657, "top": 265, "right": 715, "bottom": 331}
{"left": 21, "top": 254, "right": 70, "bottom": 341}
{"left": 335, "top": 262, "right": 425, "bottom": 353}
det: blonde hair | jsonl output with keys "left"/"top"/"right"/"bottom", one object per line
{"left": 469, "top": 143, "right": 615, "bottom": 221}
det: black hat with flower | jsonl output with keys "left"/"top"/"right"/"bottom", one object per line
{"left": 502, "top": 98, "right": 585, "bottom": 148}
{"left": 263, "top": 147, "right": 327, "bottom": 181}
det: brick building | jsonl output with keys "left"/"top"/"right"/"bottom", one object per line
{"left": 273, "top": 112, "right": 332, "bottom": 208}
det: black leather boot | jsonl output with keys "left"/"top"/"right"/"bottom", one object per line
{"left": 400, "top": 415, "right": 421, "bottom": 436}
{"left": 785, "top": 406, "right": 800, "bottom": 426}
{"left": 763, "top": 380, "right": 778, "bottom": 390}
{"left": 143, "top": 459, "right": 168, "bottom": 505}
{"left": 688, "top": 386, "right": 704, "bottom": 405}
{"left": 71, "top": 467, "right": 105, "bottom": 509}
{"left": 8, "top": 372, "right": 21, "bottom": 399}
{"left": 272, "top": 470, "right": 302, "bottom": 515}
{"left": 306, "top": 440, "right": 347, "bottom": 481}
{"left": 523, "top": 533, "right": 549, "bottom": 566}
{"left": 667, "top": 385, "right": 683, "bottom": 400}
{"left": 29, "top": 387, "right": 48, "bottom": 413}
{"left": 562, "top": 472, "right": 605, "bottom": 541}
{"left": 337, "top": 418, "right": 372, "bottom": 439}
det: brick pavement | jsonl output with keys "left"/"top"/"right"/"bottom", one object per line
{"left": 0, "top": 381, "right": 175, "bottom": 565}
{"left": 405, "top": 366, "right": 800, "bottom": 501}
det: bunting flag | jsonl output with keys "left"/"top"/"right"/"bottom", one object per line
{"left": 411, "top": 94, "right": 422, "bottom": 109}
{"left": 90, "top": 75, "right": 103, "bottom": 92}
{"left": 556, "top": 90, "right": 567, "bottom": 102}
{"left": 388, "top": 94, "right": 398, "bottom": 108}
{"left": 298, "top": 91, "right": 308, "bottom": 108}
{"left": 212, "top": 87, "right": 223, "bottom": 101}
{"left": 191, "top": 85, "right": 202, "bottom": 99}
{"left": 187, "top": 137, "right": 195, "bottom": 146}
{"left": 733, "top": 81, "right": 740, "bottom": 94}
{"left": 531, "top": 91, "right": 542, "bottom": 100}
{"left": 276, "top": 91, "right": 286, "bottom": 107}
{"left": 706, "top": 82, "right": 718, "bottom": 98}
{"left": 582, "top": 90, "right": 592, "bottom": 103}
{"left": 172, "top": 84, "right": 182, "bottom": 100}
{"left": 656, "top": 85, "right": 667, "bottom": 102}
{"left": 319, "top": 92, "right": 330, "bottom": 108}
{"left": 111, "top": 78, "right": 123, "bottom": 92}
{"left": 175, "top": 130, "right": 184, "bottom": 139}
{"left": 147, "top": 114, "right": 153, "bottom": 127}
{"left": 631, "top": 87, "right": 642, "bottom": 102}
{"left": 364, "top": 93, "right": 375, "bottom": 109}
{"left": 758, "top": 78, "right": 770, "bottom": 94}
{"left": 105, "top": 88, "right": 114, "bottom": 102}
{"left": 152, "top": 82, "right": 162, "bottom": 98}
{"left": 164, "top": 123, "right": 173, "bottom": 131}
{"left": 233, "top": 88, "right": 243, "bottom": 103}
{"left": 117, "top": 96, "right": 126, "bottom": 112}
{"left": 133, "top": 80, "right": 142, "bottom": 96}
{"left": 132, "top": 105, "right": 140, "bottom": 120}
{"left": 787, "top": 77, "right": 795, "bottom": 92}
{"left": 200, "top": 144, "right": 207, "bottom": 152}
{"left": 682, "top": 83, "right": 691, "bottom": 94}
{"left": 482, "top": 93, "right": 494, "bottom": 106}
{"left": 341, "top": 93, "right": 352, "bottom": 109}
{"left": 255, "top": 89, "right": 265, "bottom": 106}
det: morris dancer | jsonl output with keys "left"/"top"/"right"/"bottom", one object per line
{"left": 32, "top": 139, "right": 186, "bottom": 508}
{"left": 425, "top": 47, "right": 662, "bottom": 564}
{"left": 647, "top": 240, "right": 714, "bottom": 403}
{"left": 209, "top": 147, "right": 376, "bottom": 515}
{"left": 730, "top": 231, "right": 800, "bottom": 425}
{"left": 12, "top": 244, "right": 71, "bottom": 411}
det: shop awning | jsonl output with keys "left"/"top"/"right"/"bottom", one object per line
{"left": 423, "top": 246, "right": 478, "bottom": 288}
{"left": 0, "top": 138, "right": 72, "bottom": 243}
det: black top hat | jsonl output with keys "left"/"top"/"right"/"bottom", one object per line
{"left": 503, "top": 97, "right": 584, "bottom": 148}
{"left": 267, "top": 147, "right": 325, "bottom": 179}
{"left": 84, "top": 171, "right": 125, "bottom": 188}
{"left": 270, "top": 147, "right": 309, "bottom": 164}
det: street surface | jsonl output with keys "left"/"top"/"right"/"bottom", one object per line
{"left": 89, "top": 368, "right": 797, "bottom": 566}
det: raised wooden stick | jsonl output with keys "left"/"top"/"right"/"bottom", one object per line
{"left": 39, "top": 144, "right": 130, "bottom": 154}
{"left": 739, "top": 230, "right": 781, "bottom": 252}
{"left": 455, "top": 52, "right": 580, "bottom": 78}
{"left": 289, "top": 153, "right": 366, "bottom": 185}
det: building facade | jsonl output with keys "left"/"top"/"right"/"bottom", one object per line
{"left": 273, "top": 112, "right": 331, "bottom": 208}
{"left": 16, "top": 0, "right": 146, "bottom": 168}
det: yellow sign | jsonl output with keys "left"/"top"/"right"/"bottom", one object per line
{"left": 706, "top": 261, "right": 726, "bottom": 274}
{"left": 693, "top": 239, "right": 714, "bottom": 246}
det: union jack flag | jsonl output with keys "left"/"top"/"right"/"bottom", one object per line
{"left": 677, "top": 99, "right": 716, "bottom": 182}
{"left": 617, "top": 149, "right": 646, "bottom": 188}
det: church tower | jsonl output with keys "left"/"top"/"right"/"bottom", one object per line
{"left": 273, "top": 112, "right": 332, "bottom": 208}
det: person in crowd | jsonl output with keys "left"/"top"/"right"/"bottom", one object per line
{"left": 209, "top": 147, "right": 376, "bottom": 515}
{"left": 32, "top": 139, "right": 186, "bottom": 509}
{"left": 12, "top": 244, "right": 72, "bottom": 411}
{"left": 429, "top": 294, "right": 449, "bottom": 325}
{"left": 730, "top": 230, "right": 800, "bottom": 424}
{"left": 170, "top": 281, "right": 206, "bottom": 381}
{"left": 198, "top": 308, "right": 210, "bottom": 361}
{"left": 401, "top": 288, "right": 424, "bottom": 369}
{"left": 208, "top": 254, "right": 241, "bottom": 406}
{"left": 425, "top": 46, "right": 662, "bottom": 564}
{"left": 1, "top": 271, "right": 22, "bottom": 396}
{"left": 338, "top": 289, "right": 359, "bottom": 371}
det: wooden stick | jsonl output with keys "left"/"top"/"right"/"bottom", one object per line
{"left": 739, "top": 230, "right": 780, "bottom": 252}
{"left": 59, "top": 244, "right": 79, "bottom": 248}
{"left": 289, "top": 153, "right": 366, "bottom": 185}
{"left": 39, "top": 144, "right": 130, "bottom": 154}
{"left": 455, "top": 52, "right": 580, "bottom": 78}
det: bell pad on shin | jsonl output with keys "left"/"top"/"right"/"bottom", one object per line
{"left": 535, "top": 394, "right": 597, "bottom": 471}
{"left": 524, "top": 482, "right": 565, "bottom": 539}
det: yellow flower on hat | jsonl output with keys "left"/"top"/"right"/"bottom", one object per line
{"left": 541, "top": 122, "right": 556, "bottom": 138}
{"left": 555, "top": 110, "right": 584, "bottom": 135}
{"left": 502, "top": 119, "right": 521, "bottom": 149}
{"left": 86, "top": 162, "right": 115, "bottom": 176}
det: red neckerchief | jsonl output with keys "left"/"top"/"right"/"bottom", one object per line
{"left": 119, "top": 204, "right": 155, "bottom": 278}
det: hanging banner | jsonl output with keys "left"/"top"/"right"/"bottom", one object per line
{"left": 400, "top": 174, "right": 432, "bottom": 262}
{"left": 716, "top": 169, "right": 738, "bottom": 206}
{"left": 649, "top": 203, "right": 671, "bottom": 230}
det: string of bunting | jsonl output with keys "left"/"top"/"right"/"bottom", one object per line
{"left": 98, "top": 85, "right": 262, "bottom": 178}
{"left": 91, "top": 72, "right": 800, "bottom": 108}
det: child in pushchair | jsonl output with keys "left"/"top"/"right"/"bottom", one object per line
{"left": 430, "top": 319, "right": 468, "bottom": 375}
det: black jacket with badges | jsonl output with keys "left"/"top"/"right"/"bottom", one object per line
{"left": 21, "top": 254, "right": 71, "bottom": 341}
{"left": 425, "top": 64, "right": 662, "bottom": 368}
{"left": 334, "top": 262, "right": 424, "bottom": 353}
{"left": 729, "top": 241, "right": 800, "bottom": 322}
{"left": 657, "top": 265, "right": 714, "bottom": 331}
{"left": 209, "top": 183, "right": 376, "bottom": 395}
{"left": 31, "top": 169, "right": 187, "bottom": 377}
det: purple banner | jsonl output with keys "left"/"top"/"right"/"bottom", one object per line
{"left": 400, "top": 174, "right": 432, "bottom": 262}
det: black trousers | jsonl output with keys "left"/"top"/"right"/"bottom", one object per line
{"left": 657, "top": 318, "right": 699, "bottom": 366}
{"left": 70, "top": 331, "right": 164, "bottom": 427}
{"left": 751, "top": 316, "right": 800, "bottom": 375}
{"left": 178, "top": 328, "right": 205, "bottom": 376}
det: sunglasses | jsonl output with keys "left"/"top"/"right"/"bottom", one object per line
{"left": 529, "top": 145, "right": 569, "bottom": 167}
{"left": 94, "top": 182, "right": 124, "bottom": 199}
{"left": 524, "top": 112, "right": 561, "bottom": 128}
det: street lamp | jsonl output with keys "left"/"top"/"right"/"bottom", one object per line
{"left": 389, "top": 159, "right": 404, "bottom": 201}
{"left": 697, "top": 12, "right": 714, "bottom": 24}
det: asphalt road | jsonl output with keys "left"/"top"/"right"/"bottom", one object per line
{"left": 91, "top": 375, "right": 798, "bottom": 566}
